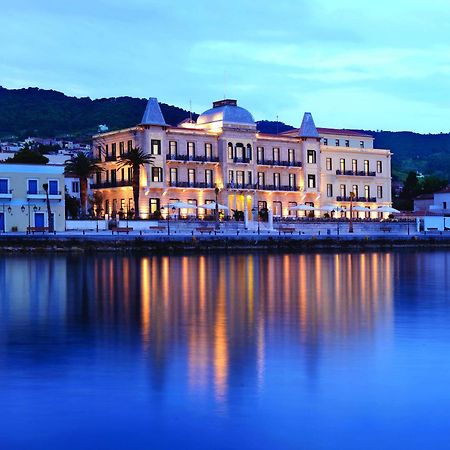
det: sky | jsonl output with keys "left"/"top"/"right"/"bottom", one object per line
{"left": 1, "top": 0, "right": 450, "bottom": 133}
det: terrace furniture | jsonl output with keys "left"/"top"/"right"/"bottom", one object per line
{"left": 27, "top": 226, "right": 49, "bottom": 235}
{"left": 278, "top": 227, "right": 295, "bottom": 235}
{"left": 111, "top": 227, "right": 134, "bottom": 235}
{"left": 196, "top": 227, "right": 215, "bottom": 235}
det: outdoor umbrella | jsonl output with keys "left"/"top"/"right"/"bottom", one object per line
{"left": 376, "top": 206, "right": 400, "bottom": 213}
{"left": 199, "top": 202, "right": 229, "bottom": 210}
{"left": 353, "top": 205, "right": 372, "bottom": 212}
{"left": 316, "top": 204, "right": 339, "bottom": 212}
{"left": 289, "top": 204, "right": 315, "bottom": 211}
{"left": 168, "top": 201, "right": 197, "bottom": 209}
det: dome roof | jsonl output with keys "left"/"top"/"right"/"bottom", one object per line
{"left": 197, "top": 99, "right": 255, "bottom": 127}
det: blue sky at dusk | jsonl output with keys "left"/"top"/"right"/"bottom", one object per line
{"left": 1, "top": 0, "right": 450, "bottom": 132}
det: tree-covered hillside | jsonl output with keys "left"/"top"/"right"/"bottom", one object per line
{"left": 1, "top": 86, "right": 449, "bottom": 181}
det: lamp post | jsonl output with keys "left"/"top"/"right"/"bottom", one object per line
{"left": 349, "top": 192, "right": 355, "bottom": 233}
{"left": 214, "top": 186, "right": 220, "bottom": 230}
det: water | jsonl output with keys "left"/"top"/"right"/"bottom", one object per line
{"left": 0, "top": 251, "right": 450, "bottom": 450}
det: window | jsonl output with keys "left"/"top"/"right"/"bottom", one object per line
{"left": 377, "top": 161, "right": 382, "bottom": 173}
{"left": 119, "top": 142, "right": 124, "bottom": 155}
{"left": 307, "top": 174, "right": 316, "bottom": 189}
{"left": 258, "top": 172, "right": 265, "bottom": 187}
{"left": 352, "top": 159, "right": 357, "bottom": 173}
{"left": 121, "top": 168, "right": 125, "bottom": 181}
{"left": 111, "top": 169, "right": 116, "bottom": 183}
{"left": 96, "top": 172, "right": 101, "bottom": 185}
{"left": 27, "top": 179, "right": 38, "bottom": 194}
{"left": 364, "top": 185, "right": 370, "bottom": 199}
{"left": 340, "top": 184, "right": 346, "bottom": 198}
{"left": 327, "top": 184, "right": 333, "bottom": 197}
{"left": 72, "top": 181, "right": 80, "bottom": 193}
{"left": 360, "top": 141, "right": 365, "bottom": 148}
{"left": 236, "top": 171, "right": 244, "bottom": 185}
{"left": 105, "top": 171, "right": 110, "bottom": 183}
{"left": 257, "top": 146, "right": 264, "bottom": 163}
{"left": 345, "top": 140, "right": 350, "bottom": 147}
{"left": 152, "top": 167, "right": 163, "bottom": 182}
{"left": 205, "top": 169, "right": 213, "bottom": 186}
{"left": 247, "top": 171, "right": 252, "bottom": 185}
{"left": 205, "top": 143, "right": 212, "bottom": 158}
{"left": 120, "top": 198, "right": 126, "bottom": 210}
{"left": 105, "top": 144, "right": 109, "bottom": 158}
{"left": 228, "top": 170, "right": 234, "bottom": 183}
{"left": 377, "top": 186, "right": 383, "bottom": 199}
{"left": 273, "top": 147, "right": 280, "bottom": 162}
{"left": 188, "top": 199, "right": 198, "bottom": 216}
{"left": 97, "top": 145, "right": 102, "bottom": 159}
{"left": 169, "top": 168, "right": 178, "bottom": 184}
{"left": 127, "top": 167, "right": 132, "bottom": 181}
{"left": 127, "top": 140, "right": 133, "bottom": 151}
{"left": 169, "top": 141, "right": 177, "bottom": 157}
{"left": 288, "top": 202, "right": 297, "bottom": 215}
{"left": 258, "top": 200, "right": 267, "bottom": 211}
{"left": 289, "top": 173, "right": 296, "bottom": 188}
{"left": 273, "top": 173, "right": 281, "bottom": 188}
{"left": 364, "top": 160, "right": 369, "bottom": 174}
{"left": 288, "top": 149, "right": 295, "bottom": 163}
{"left": 246, "top": 144, "right": 252, "bottom": 160}
{"left": 323, "top": 138, "right": 328, "bottom": 145}
{"left": 326, "top": 158, "right": 332, "bottom": 171}
{"left": 273, "top": 201, "right": 282, "bottom": 216}
{"left": 151, "top": 139, "right": 161, "bottom": 155}
{"left": 335, "top": 139, "right": 340, "bottom": 146}
{"left": 307, "top": 150, "right": 316, "bottom": 164}
{"left": 111, "top": 143, "right": 117, "bottom": 158}
{"left": 340, "top": 158, "right": 346, "bottom": 172}
{"left": 228, "top": 143, "right": 234, "bottom": 160}
{"left": 105, "top": 200, "right": 110, "bottom": 215}
{"left": 188, "top": 169, "right": 195, "bottom": 185}
{"left": 235, "top": 143, "right": 244, "bottom": 159}
{"left": 149, "top": 198, "right": 160, "bottom": 215}
{"left": 187, "top": 142, "right": 195, "bottom": 158}
{"left": 352, "top": 185, "right": 358, "bottom": 198}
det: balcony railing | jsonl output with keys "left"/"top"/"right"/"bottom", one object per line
{"left": 27, "top": 190, "right": 62, "bottom": 196}
{"left": 166, "top": 154, "right": 219, "bottom": 163}
{"left": 257, "top": 159, "right": 302, "bottom": 168}
{"left": 336, "top": 170, "right": 376, "bottom": 177}
{"left": 336, "top": 196, "right": 377, "bottom": 202}
{"left": 91, "top": 180, "right": 132, "bottom": 189}
{"left": 227, "top": 183, "right": 299, "bottom": 192}
{"left": 232, "top": 157, "right": 251, "bottom": 164}
{"left": 104, "top": 155, "right": 117, "bottom": 162}
{"left": 168, "top": 181, "right": 215, "bottom": 188}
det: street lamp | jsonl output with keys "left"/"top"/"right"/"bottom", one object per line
{"left": 214, "top": 185, "right": 220, "bottom": 230}
{"left": 349, "top": 192, "right": 355, "bottom": 233}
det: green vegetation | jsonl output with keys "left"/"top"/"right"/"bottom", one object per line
{"left": 2, "top": 144, "right": 49, "bottom": 164}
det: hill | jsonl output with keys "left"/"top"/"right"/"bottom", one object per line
{"left": 0, "top": 86, "right": 449, "bottom": 181}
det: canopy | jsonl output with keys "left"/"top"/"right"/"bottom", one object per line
{"left": 352, "top": 205, "right": 372, "bottom": 212}
{"left": 316, "top": 204, "right": 339, "bottom": 212}
{"left": 167, "top": 201, "right": 197, "bottom": 209}
{"left": 376, "top": 206, "right": 400, "bottom": 213}
{"left": 199, "top": 201, "right": 229, "bottom": 211}
{"left": 289, "top": 204, "right": 315, "bottom": 211}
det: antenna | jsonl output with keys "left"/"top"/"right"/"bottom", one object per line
{"left": 276, "top": 115, "right": 279, "bottom": 135}
{"left": 189, "top": 99, "right": 192, "bottom": 122}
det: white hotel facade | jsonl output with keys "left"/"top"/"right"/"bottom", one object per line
{"left": 92, "top": 98, "right": 392, "bottom": 219}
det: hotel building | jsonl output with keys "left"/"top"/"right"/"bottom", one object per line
{"left": 92, "top": 98, "right": 392, "bottom": 219}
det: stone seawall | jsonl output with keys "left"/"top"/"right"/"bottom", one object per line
{"left": 0, "top": 234, "right": 449, "bottom": 253}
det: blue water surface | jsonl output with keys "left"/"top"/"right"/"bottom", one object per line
{"left": 0, "top": 251, "right": 449, "bottom": 450}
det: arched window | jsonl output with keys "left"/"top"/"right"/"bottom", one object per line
{"left": 246, "top": 144, "right": 252, "bottom": 161}
{"left": 227, "top": 143, "right": 233, "bottom": 160}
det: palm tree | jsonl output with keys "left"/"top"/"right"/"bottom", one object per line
{"left": 118, "top": 146, "right": 154, "bottom": 219}
{"left": 65, "top": 152, "right": 102, "bottom": 217}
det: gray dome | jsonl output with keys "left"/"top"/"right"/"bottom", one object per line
{"left": 197, "top": 100, "right": 255, "bottom": 126}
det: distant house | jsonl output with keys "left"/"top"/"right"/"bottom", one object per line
{"left": 0, "top": 163, "right": 65, "bottom": 232}
{"left": 413, "top": 193, "right": 434, "bottom": 213}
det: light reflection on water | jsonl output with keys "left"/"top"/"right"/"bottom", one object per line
{"left": 0, "top": 251, "right": 450, "bottom": 449}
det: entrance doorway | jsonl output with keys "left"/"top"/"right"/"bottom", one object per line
{"left": 0, "top": 212, "right": 4, "bottom": 232}
{"left": 35, "top": 212, "right": 45, "bottom": 227}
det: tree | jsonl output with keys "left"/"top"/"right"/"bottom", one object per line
{"left": 117, "top": 146, "right": 154, "bottom": 219}
{"left": 422, "top": 176, "right": 448, "bottom": 194}
{"left": 64, "top": 152, "right": 102, "bottom": 217}
{"left": 3, "top": 145, "right": 49, "bottom": 164}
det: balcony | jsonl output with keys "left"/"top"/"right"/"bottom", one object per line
{"left": 166, "top": 154, "right": 219, "bottom": 163}
{"left": 335, "top": 170, "right": 376, "bottom": 177}
{"left": 232, "top": 157, "right": 251, "bottom": 164}
{"left": 257, "top": 159, "right": 302, "bottom": 168}
{"left": 27, "top": 190, "right": 62, "bottom": 200}
{"left": 104, "top": 154, "right": 117, "bottom": 162}
{"left": 91, "top": 180, "right": 133, "bottom": 189}
{"left": 258, "top": 184, "right": 299, "bottom": 192}
{"left": 226, "top": 183, "right": 299, "bottom": 192}
{"left": 168, "top": 181, "right": 215, "bottom": 189}
{"left": 0, "top": 189, "right": 13, "bottom": 199}
{"left": 336, "top": 196, "right": 377, "bottom": 202}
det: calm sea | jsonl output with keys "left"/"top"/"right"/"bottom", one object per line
{"left": 0, "top": 251, "right": 449, "bottom": 450}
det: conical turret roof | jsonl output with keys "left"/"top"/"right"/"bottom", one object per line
{"left": 140, "top": 97, "right": 167, "bottom": 126}
{"left": 299, "top": 112, "right": 319, "bottom": 138}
